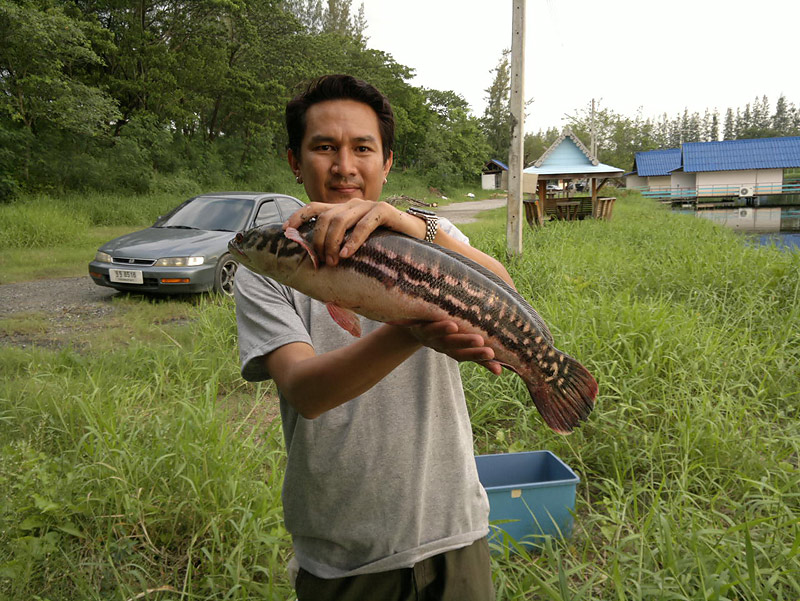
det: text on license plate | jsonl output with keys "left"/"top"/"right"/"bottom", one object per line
{"left": 109, "top": 268, "right": 144, "bottom": 284}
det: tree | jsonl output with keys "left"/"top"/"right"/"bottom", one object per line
{"left": 709, "top": 110, "right": 720, "bottom": 142}
{"left": 723, "top": 108, "right": 735, "bottom": 140}
{"left": 287, "top": 0, "right": 366, "bottom": 39}
{"left": 481, "top": 49, "right": 511, "bottom": 161}
{"left": 772, "top": 95, "right": 795, "bottom": 136}
{"left": 0, "top": 0, "right": 119, "bottom": 135}
{"left": 416, "top": 89, "right": 490, "bottom": 188}
{"left": 737, "top": 104, "right": 752, "bottom": 138}
{"left": 524, "top": 127, "right": 559, "bottom": 165}
{"left": 0, "top": 0, "right": 120, "bottom": 194}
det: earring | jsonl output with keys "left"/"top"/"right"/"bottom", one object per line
{"left": 383, "top": 177, "right": 388, "bottom": 184}
{"left": 296, "top": 175, "right": 303, "bottom": 184}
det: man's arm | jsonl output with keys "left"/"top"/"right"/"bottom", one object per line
{"left": 266, "top": 321, "right": 498, "bottom": 419}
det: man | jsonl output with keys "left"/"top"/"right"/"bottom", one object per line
{"left": 234, "top": 74, "right": 513, "bottom": 600}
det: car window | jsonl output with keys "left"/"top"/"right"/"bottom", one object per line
{"left": 277, "top": 196, "right": 305, "bottom": 220}
{"left": 254, "top": 200, "right": 281, "bottom": 227}
{"left": 155, "top": 197, "right": 254, "bottom": 231}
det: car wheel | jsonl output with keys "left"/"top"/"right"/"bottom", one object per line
{"left": 213, "top": 253, "right": 238, "bottom": 296}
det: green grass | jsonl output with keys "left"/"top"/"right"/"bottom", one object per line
{"left": 1, "top": 191, "right": 798, "bottom": 599}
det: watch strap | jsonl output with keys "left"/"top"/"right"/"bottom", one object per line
{"left": 407, "top": 207, "right": 439, "bottom": 243}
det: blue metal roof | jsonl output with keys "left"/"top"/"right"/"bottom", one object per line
{"left": 682, "top": 137, "right": 800, "bottom": 172}
{"left": 488, "top": 159, "right": 509, "bottom": 170}
{"left": 634, "top": 148, "right": 682, "bottom": 177}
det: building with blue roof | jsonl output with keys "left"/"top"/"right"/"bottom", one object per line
{"left": 628, "top": 137, "right": 800, "bottom": 202}
{"left": 634, "top": 148, "right": 682, "bottom": 177}
{"left": 482, "top": 159, "right": 510, "bottom": 190}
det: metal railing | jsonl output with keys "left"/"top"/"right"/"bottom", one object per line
{"left": 638, "top": 181, "right": 800, "bottom": 200}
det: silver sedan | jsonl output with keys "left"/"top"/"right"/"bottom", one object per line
{"left": 88, "top": 192, "right": 304, "bottom": 296}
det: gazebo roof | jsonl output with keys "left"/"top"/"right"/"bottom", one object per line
{"left": 524, "top": 128, "right": 624, "bottom": 180}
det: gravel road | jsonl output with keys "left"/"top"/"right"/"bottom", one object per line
{"left": 436, "top": 197, "right": 506, "bottom": 224}
{"left": 0, "top": 277, "right": 123, "bottom": 348}
{"left": 0, "top": 276, "right": 118, "bottom": 318}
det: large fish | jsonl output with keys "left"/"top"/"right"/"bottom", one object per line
{"left": 229, "top": 223, "right": 597, "bottom": 434}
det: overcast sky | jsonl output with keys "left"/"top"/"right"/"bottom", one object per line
{"left": 359, "top": 0, "right": 798, "bottom": 134}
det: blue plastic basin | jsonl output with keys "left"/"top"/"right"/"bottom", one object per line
{"left": 475, "top": 450, "right": 579, "bottom": 552}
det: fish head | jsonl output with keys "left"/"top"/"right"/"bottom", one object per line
{"left": 228, "top": 223, "right": 317, "bottom": 282}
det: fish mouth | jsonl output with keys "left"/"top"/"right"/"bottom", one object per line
{"left": 228, "top": 233, "right": 248, "bottom": 259}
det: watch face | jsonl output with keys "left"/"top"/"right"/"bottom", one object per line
{"left": 410, "top": 207, "right": 436, "bottom": 217}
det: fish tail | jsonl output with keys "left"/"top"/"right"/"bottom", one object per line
{"left": 525, "top": 351, "right": 597, "bottom": 434}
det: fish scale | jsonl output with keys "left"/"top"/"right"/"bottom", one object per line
{"left": 229, "top": 224, "right": 597, "bottom": 434}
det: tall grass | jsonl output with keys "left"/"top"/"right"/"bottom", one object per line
{"left": 461, "top": 194, "right": 800, "bottom": 599}
{"left": 1, "top": 192, "right": 798, "bottom": 599}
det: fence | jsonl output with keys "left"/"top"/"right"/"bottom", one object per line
{"left": 638, "top": 181, "right": 800, "bottom": 200}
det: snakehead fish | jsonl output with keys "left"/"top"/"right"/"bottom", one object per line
{"left": 229, "top": 223, "right": 597, "bottom": 434}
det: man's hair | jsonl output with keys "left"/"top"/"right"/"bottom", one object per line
{"left": 286, "top": 74, "right": 395, "bottom": 164}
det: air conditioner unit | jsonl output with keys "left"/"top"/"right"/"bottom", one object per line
{"left": 739, "top": 186, "right": 755, "bottom": 197}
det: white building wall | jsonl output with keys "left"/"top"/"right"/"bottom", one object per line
{"left": 625, "top": 174, "right": 647, "bottom": 189}
{"left": 671, "top": 172, "right": 695, "bottom": 190}
{"left": 695, "top": 169, "right": 783, "bottom": 196}
{"left": 755, "top": 169, "right": 784, "bottom": 194}
{"left": 648, "top": 176, "right": 671, "bottom": 190}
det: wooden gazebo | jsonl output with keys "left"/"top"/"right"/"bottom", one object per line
{"left": 522, "top": 128, "right": 624, "bottom": 226}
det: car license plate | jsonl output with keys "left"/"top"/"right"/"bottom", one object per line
{"left": 109, "top": 268, "right": 144, "bottom": 284}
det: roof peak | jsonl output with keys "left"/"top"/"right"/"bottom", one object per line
{"left": 534, "top": 127, "right": 598, "bottom": 167}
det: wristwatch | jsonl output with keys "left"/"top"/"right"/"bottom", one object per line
{"left": 406, "top": 207, "right": 439, "bottom": 243}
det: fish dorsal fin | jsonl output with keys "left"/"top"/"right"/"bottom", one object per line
{"left": 424, "top": 238, "right": 555, "bottom": 344}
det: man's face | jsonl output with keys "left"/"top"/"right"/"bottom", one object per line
{"left": 288, "top": 99, "right": 392, "bottom": 204}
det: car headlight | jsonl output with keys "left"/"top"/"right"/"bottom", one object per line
{"left": 153, "top": 256, "right": 205, "bottom": 267}
{"left": 94, "top": 251, "right": 112, "bottom": 263}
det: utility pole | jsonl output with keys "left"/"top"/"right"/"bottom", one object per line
{"left": 507, "top": 0, "right": 525, "bottom": 256}
{"left": 590, "top": 98, "right": 596, "bottom": 158}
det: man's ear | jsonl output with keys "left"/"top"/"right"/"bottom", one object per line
{"left": 383, "top": 150, "right": 393, "bottom": 178}
{"left": 287, "top": 149, "right": 301, "bottom": 178}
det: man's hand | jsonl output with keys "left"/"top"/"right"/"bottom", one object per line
{"left": 284, "top": 199, "right": 413, "bottom": 267}
{"left": 403, "top": 320, "right": 503, "bottom": 375}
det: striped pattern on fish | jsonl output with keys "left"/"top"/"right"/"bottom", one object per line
{"left": 229, "top": 223, "right": 597, "bottom": 434}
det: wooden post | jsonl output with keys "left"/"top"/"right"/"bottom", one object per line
{"left": 539, "top": 180, "right": 546, "bottom": 223}
{"left": 591, "top": 177, "right": 598, "bottom": 218}
{"left": 506, "top": 0, "right": 525, "bottom": 256}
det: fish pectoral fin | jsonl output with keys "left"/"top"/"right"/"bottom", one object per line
{"left": 284, "top": 227, "right": 319, "bottom": 270}
{"left": 325, "top": 303, "right": 362, "bottom": 337}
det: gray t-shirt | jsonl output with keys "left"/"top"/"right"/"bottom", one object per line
{"left": 234, "top": 227, "right": 489, "bottom": 578}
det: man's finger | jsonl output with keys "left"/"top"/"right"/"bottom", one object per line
{"left": 340, "top": 208, "right": 386, "bottom": 258}
{"left": 479, "top": 360, "right": 503, "bottom": 376}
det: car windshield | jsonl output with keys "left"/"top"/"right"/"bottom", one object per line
{"left": 154, "top": 197, "right": 254, "bottom": 231}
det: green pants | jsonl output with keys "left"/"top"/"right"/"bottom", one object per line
{"left": 294, "top": 537, "right": 495, "bottom": 601}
